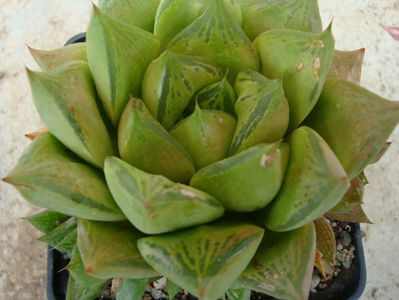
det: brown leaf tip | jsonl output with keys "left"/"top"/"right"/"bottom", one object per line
{"left": 326, "top": 19, "right": 334, "bottom": 32}
{"left": 92, "top": 2, "right": 101, "bottom": 12}
{"left": 26, "top": 44, "right": 35, "bottom": 53}
{"left": 25, "top": 128, "right": 48, "bottom": 140}
{"left": 25, "top": 66, "right": 33, "bottom": 74}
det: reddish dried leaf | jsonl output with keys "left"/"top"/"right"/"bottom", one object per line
{"left": 325, "top": 204, "right": 372, "bottom": 224}
{"left": 328, "top": 49, "right": 365, "bottom": 84}
{"left": 330, "top": 176, "right": 364, "bottom": 214}
{"left": 314, "top": 217, "right": 336, "bottom": 264}
{"left": 314, "top": 249, "right": 326, "bottom": 279}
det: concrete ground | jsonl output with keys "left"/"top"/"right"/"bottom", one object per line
{"left": 0, "top": 0, "right": 398, "bottom": 299}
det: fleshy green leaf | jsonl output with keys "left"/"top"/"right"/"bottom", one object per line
{"left": 66, "top": 276, "right": 107, "bottom": 300}
{"left": 99, "top": 0, "right": 160, "bottom": 32}
{"left": 229, "top": 69, "right": 289, "bottom": 155}
{"left": 226, "top": 282, "right": 251, "bottom": 300}
{"left": 328, "top": 49, "right": 365, "bottom": 84}
{"left": 116, "top": 278, "right": 148, "bottom": 300}
{"left": 329, "top": 176, "right": 364, "bottom": 214}
{"left": 305, "top": 78, "right": 399, "bottom": 179}
{"left": 28, "top": 43, "right": 87, "bottom": 71}
{"left": 26, "top": 61, "right": 115, "bottom": 168}
{"left": 185, "top": 77, "right": 237, "bottom": 117}
{"left": 77, "top": 219, "right": 158, "bottom": 279}
{"left": 66, "top": 246, "right": 110, "bottom": 299}
{"left": 239, "top": 0, "right": 322, "bottom": 40}
{"left": 166, "top": 279, "right": 181, "bottom": 299}
{"left": 138, "top": 221, "right": 264, "bottom": 300}
{"left": 86, "top": 5, "right": 160, "bottom": 126}
{"left": 253, "top": 26, "right": 335, "bottom": 131}
{"left": 263, "top": 126, "right": 350, "bottom": 232}
{"left": 3, "top": 132, "right": 125, "bottom": 221}
{"left": 25, "top": 210, "right": 69, "bottom": 234}
{"left": 191, "top": 142, "right": 289, "bottom": 212}
{"left": 170, "top": 106, "right": 237, "bottom": 169}
{"left": 142, "top": 51, "right": 223, "bottom": 129}
{"left": 38, "top": 217, "right": 77, "bottom": 253}
{"left": 104, "top": 157, "right": 224, "bottom": 234}
{"left": 314, "top": 217, "right": 336, "bottom": 264}
{"left": 154, "top": 0, "right": 242, "bottom": 49}
{"left": 54, "top": 228, "right": 78, "bottom": 254}
{"left": 167, "top": 0, "right": 259, "bottom": 83}
{"left": 238, "top": 223, "right": 316, "bottom": 300}
{"left": 118, "top": 98, "right": 195, "bottom": 183}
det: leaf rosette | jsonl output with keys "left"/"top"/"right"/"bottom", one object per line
{"left": 4, "top": 0, "right": 399, "bottom": 299}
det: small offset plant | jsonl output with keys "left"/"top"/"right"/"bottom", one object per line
{"left": 4, "top": 0, "right": 399, "bottom": 299}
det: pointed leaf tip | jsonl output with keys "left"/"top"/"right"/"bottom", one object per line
{"left": 25, "top": 66, "right": 33, "bottom": 74}
{"left": 91, "top": 1, "right": 99, "bottom": 11}
{"left": 26, "top": 44, "right": 34, "bottom": 53}
{"left": 25, "top": 128, "right": 49, "bottom": 141}
{"left": 326, "top": 19, "right": 333, "bottom": 32}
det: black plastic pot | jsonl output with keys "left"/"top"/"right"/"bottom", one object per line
{"left": 46, "top": 34, "right": 366, "bottom": 300}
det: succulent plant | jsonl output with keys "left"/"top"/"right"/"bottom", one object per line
{"left": 4, "top": 0, "right": 399, "bottom": 299}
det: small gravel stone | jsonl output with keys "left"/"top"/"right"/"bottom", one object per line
{"left": 151, "top": 287, "right": 166, "bottom": 299}
{"left": 111, "top": 278, "right": 122, "bottom": 296}
{"left": 342, "top": 260, "right": 351, "bottom": 269}
{"left": 334, "top": 268, "right": 341, "bottom": 277}
{"left": 324, "top": 261, "right": 334, "bottom": 275}
{"left": 336, "top": 252, "right": 344, "bottom": 262}
{"left": 311, "top": 274, "right": 321, "bottom": 290}
{"left": 337, "top": 243, "right": 343, "bottom": 251}
{"left": 153, "top": 277, "right": 167, "bottom": 290}
{"left": 341, "top": 231, "right": 352, "bottom": 246}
